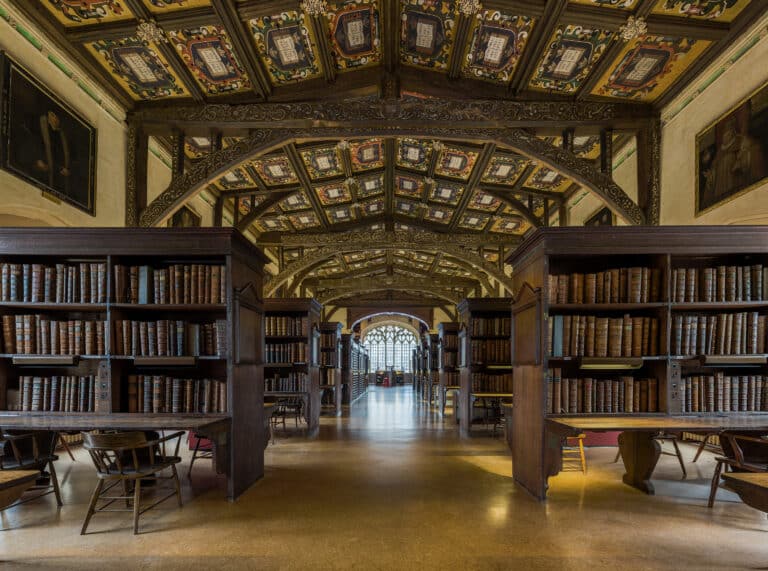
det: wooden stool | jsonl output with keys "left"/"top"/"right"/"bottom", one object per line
{"left": 562, "top": 434, "right": 587, "bottom": 474}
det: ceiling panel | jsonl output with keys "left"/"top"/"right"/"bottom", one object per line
{"left": 462, "top": 11, "right": 536, "bottom": 84}
{"left": 568, "top": 0, "right": 637, "bottom": 9}
{"left": 650, "top": 0, "right": 750, "bottom": 22}
{"left": 489, "top": 216, "right": 525, "bottom": 234}
{"left": 249, "top": 11, "right": 322, "bottom": 85}
{"left": 41, "top": 0, "right": 135, "bottom": 27}
{"left": 250, "top": 155, "right": 299, "bottom": 187}
{"left": 357, "top": 173, "right": 386, "bottom": 197}
{"left": 326, "top": 204, "right": 357, "bottom": 224}
{"left": 434, "top": 144, "right": 479, "bottom": 181}
{"left": 457, "top": 212, "right": 490, "bottom": 231}
{"left": 423, "top": 205, "right": 453, "bottom": 224}
{"left": 213, "top": 166, "right": 254, "bottom": 191}
{"left": 143, "top": 0, "right": 212, "bottom": 13}
{"left": 400, "top": 0, "right": 457, "bottom": 72}
{"left": 429, "top": 181, "right": 464, "bottom": 205}
{"left": 167, "top": 25, "right": 251, "bottom": 96}
{"left": 86, "top": 38, "right": 189, "bottom": 100}
{"left": 482, "top": 154, "right": 529, "bottom": 185}
{"left": 591, "top": 34, "right": 711, "bottom": 101}
{"left": 467, "top": 189, "right": 502, "bottom": 212}
{"left": 300, "top": 145, "right": 345, "bottom": 180}
{"left": 289, "top": 211, "right": 322, "bottom": 230}
{"left": 530, "top": 24, "right": 614, "bottom": 93}
{"left": 327, "top": 1, "right": 382, "bottom": 72}
{"left": 395, "top": 174, "right": 425, "bottom": 198}
{"left": 316, "top": 182, "right": 353, "bottom": 205}
{"left": 395, "top": 198, "right": 421, "bottom": 217}
{"left": 360, "top": 197, "right": 385, "bottom": 217}
{"left": 396, "top": 138, "right": 434, "bottom": 172}
{"left": 279, "top": 191, "right": 313, "bottom": 212}
{"left": 349, "top": 138, "right": 386, "bottom": 172}
{"left": 525, "top": 166, "right": 572, "bottom": 192}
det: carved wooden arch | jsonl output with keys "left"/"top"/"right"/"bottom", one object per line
{"left": 317, "top": 286, "right": 460, "bottom": 306}
{"left": 265, "top": 244, "right": 512, "bottom": 298}
{"left": 139, "top": 126, "right": 645, "bottom": 228}
{"left": 292, "top": 253, "right": 495, "bottom": 297}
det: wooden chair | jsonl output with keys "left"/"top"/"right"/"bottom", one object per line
{"left": 81, "top": 431, "right": 184, "bottom": 535}
{"left": 562, "top": 434, "right": 587, "bottom": 474}
{"left": 691, "top": 433, "right": 721, "bottom": 463}
{"left": 186, "top": 432, "right": 214, "bottom": 479}
{"left": 0, "top": 430, "right": 62, "bottom": 508}
{"left": 271, "top": 397, "right": 304, "bottom": 432}
{"left": 708, "top": 431, "right": 768, "bottom": 508}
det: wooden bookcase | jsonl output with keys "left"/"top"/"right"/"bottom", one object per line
{"left": 342, "top": 333, "right": 368, "bottom": 404}
{"left": 264, "top": 298, "right": 322, "bottom": 435}
{"left": 320, "top": 321, "right": 342, "bottom": 416}
{"left": 507, "top": 227, "right": 768, "bottom": 499}
{"left": 456, "top": 300, "right": 513, "bottom": 435}
{"left": 438, "top": 322, "right": 460, "bottom": 410}
{"left": 0, "top": 228, "right": 266, "bottom": 499}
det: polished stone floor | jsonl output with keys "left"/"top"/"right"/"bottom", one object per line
{"left": 1, "top": 385, "right": 766, "bottom": 570}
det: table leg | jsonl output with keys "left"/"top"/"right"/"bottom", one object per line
{"left": 618, "top": 431, "right": 661, "bottom": 495}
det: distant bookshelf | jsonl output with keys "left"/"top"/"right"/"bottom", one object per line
{"left": 320, "top": 322, "right": 342, "bottom": 416}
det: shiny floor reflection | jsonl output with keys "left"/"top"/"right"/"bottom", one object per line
{"left": 0, "top": 385, "right": 765, "bottom": 570}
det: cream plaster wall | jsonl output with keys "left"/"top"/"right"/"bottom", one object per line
{"left": 660, "top": 18, "right": 768, "bottom": 225}
{"left": 0, "top": 5, "right": 126, "bottom": 227}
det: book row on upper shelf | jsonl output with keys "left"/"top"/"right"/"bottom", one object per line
{"left": 265, "top": 372, "right": 308, "bottom": 392}
{"left": 320, "top": 332, "right": 338, "bottom": 348}
{"left": 672, "top": 264, "right": 768, "bottom": 303}
{"left": 548, "top": 266, "right": 662, "bottom": 305}
{"left": 441, "top": 352, "right": 458, "bottom": 368}
{"left": 441, "top": 335, "right": 459, "bottom": 350}
{"left": 2, "top": 315, "right": 107, "bottom": 355}
{"left": 673, "top": 312, "right": 767, "bottom": 355}
{"left": 265, "top": 316, "right": 310, "bottom": 337}
{"left": 471, "top": 373, "right": 513, "bottom": 393}
{"left": 114, "top": 264, "right": 226, "bottom": 305}
{"left": 9, "top": 375, "right": 96, "bottom": 412}
{"left": 127, "top": 375, "right": 226, "bottom": 414}
{"left": 546, "top": 371, "right": 659, "bottom": 415}
{"left": 265, "top": 342, "right": 308, "bottom": 364}
{"left": 470, "top": 317, "right": 511, "bottom": 337}
{"left": 467, "top": 339, "right": 511, "bottom": 365}
{"left": 113, "top": 319, "right": 226, "bottom": 357}
{"left": 681, "top": 374, "right": 766, "bottom": 413}
{"left": 442, "top": 371, "right": 459, "bottom": 386}
{"left": 1, "top": 262, "right": 107, "bottom": 304}
{"left": 320, "top": 353, "right": 338, "bottom": 367}
{"left": 549, "top": 315, "right": 660, "bottom": 358}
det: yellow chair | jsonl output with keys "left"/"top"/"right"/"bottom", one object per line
{"left": 562, "top": 434, "right": 587, "bottom": 474}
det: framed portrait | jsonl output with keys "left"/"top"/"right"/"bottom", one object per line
{"left": 585, "top": 206, "right": 613, "bottom": 226}
{"left": 696, "top": 80, "right": 768, "bottom": 215}
{"left": 0, "top": 52, "right": 96, "bottom": 214}
{"left": 168, "top": 205, "right": 201, "bottom": 228}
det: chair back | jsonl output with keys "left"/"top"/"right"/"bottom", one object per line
{"left": 82, "top": 432, "right": 149, "bottom": 476}
{"left": 0, "top": 430, "right": 58, "bottom": 469}
{"left": 720, "top": 431, "right": 768, "bottom": 470}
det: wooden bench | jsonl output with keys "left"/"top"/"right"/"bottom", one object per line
{"left": 0, "top": 470, "right": 40, "bottom": 509}
{"left": 722, "top": 473, "right": 768, "bottom": 515}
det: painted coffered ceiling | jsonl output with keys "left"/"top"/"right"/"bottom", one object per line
{"left": 15, "top": 0, "right": 763, "bottom": 107}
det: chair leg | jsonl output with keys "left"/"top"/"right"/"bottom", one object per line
{"left": 171, "top": 464, "right": 183, "bottom": 507}
{"left": 122, "top": 479, "right": 131, "bottom": 508}
{"left": 672, "top": 438, "right": 687, "bottom": 478}
{"left": 133, "top": 479, "right": 142, "bottom": 535}
{"left": 187, "top": 437, "right": 201, "bottom": 479}
{"left": 578, "top": 438, "right": 587, "bottom": 474}
{"left": 692, "top": 437, "right": 709, "bottom": 463}
{"left": 613, "top": 448, "right": 622, "bottom": 463}
{"left": 58, "top": 435, "right": 76, "bottom": 462}
{"left": 80, "top": 479, "right": 104, "bottom": 535}
{"left": 48, "top": 460, "right": 63, "bottom": 507}
{"left": 708, "top": 460, "right": 723, "bottom": 508}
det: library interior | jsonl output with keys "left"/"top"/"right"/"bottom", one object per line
{"left": 0, "top": 0, "right": 767, "bottom": 569}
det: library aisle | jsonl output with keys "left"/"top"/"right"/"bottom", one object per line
{"left": 1, "top": 386, "right": 766, "bottom": 570}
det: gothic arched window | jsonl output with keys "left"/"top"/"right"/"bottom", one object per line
{"left": 363, "top": 325, "right": 418, "bottom": 373}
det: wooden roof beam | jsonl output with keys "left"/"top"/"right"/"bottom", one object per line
{"left": 447, "top": 143, "right": 496, "bottom": 232}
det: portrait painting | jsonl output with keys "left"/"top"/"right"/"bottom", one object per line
{"left": 696, "top": 80, "right": 768, "bottom": 215}
{"left": 167, "top": 205, "right": 201, "bottom": 228}
{"left": 0, "top": 52, "right": 96, "bottom": 214}
{"left": 585, "top": 206, "right": 613, "bottom": 226}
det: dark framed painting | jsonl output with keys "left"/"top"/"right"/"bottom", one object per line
{"left": 167, "top": 205, "right": 201, "bottom": 228}
{"left": 585, "top": 206, "right": 613, "bottom": 226}
{"left": 0, "top": 52, "right": 96, "bottom": 214}
{"left": 696, "top": 80, "right": 768, "bottom": 215}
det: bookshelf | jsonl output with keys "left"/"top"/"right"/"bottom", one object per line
{"left": 0, "top": 228, "right": 267, "bottom": 500}
{"left": 342, "top": 334, "right": 369, "bottom": 404}
{"left": 428, "top": 333, "right": 440, "bottom": 403}
{"left": 456, "top": 300, "right": 513, "bottom": 435}
{"left": 264, "top": 298, "right": 322, "bottom": 435}
{"left": 437, "top": 322, "right": 459, "bottom": 410}
{"left": 320, "top": 322, "right": 342, "bottom": 416}
{"left": 507, "top": 227, "right": 768, "bottom": 499}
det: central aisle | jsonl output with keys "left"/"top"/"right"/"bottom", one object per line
{"left": 1, "top": 385, "right": 766, "bottom": 569}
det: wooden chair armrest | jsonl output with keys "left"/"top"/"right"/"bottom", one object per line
{"left": 0, "top": 432, "right": 36, "bottom": 441}
{"left": 146, "top": 431, "right": 184, "bottom": 458}
{"left": 732, "top": 435, "right": 768, "bottom": 445}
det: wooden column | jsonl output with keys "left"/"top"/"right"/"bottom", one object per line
{"left": 125, "top": 122, "right": 148, "bottom": 227}
{"left": 561, "top": 128, "right": 575, "bottom": 154}
{"left": 558, "top": 203, "right": 569, "bottom": 227}
{"left": 636, "top": 117, "right": 662, "bottom": 226}
{"left": 600, "top": 128, "right": 614, "bottom": 176}
{"left": 214, "top": 196, "right": 224, "bottom": 227}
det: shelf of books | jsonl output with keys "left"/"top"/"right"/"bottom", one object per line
{"left": 413, "top": 332, "right": 431, "bottom": 398}
{"left": 320, "top": 322, "right": 342, "bottom": 416}
{"left": 0, "top": 228, "right": 267, "bottom": 499}
{"left": 437, "top": 323, "right": 459, "bottom": 409}
{"left": 264, "top": 298, "right": 322, "bottom": 435}
{"left": 456, "top": 300, "right": 513, "bottom": 435}
{"left": 507, "top": 226, "right": 768, "bottom": 499}
{"left": 342, "top": 334, "right": 369, "bottom": 404}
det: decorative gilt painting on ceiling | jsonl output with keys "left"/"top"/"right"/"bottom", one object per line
{"left": 650, "top": 0, "right": 750, "bottom": 22}
{"left": 250, "top": 11, "right": 322, "bottom": 85}
{"left": 400, "top": 0, "right": 456, "bottom": 71}
{"left": 41, "top": 0, "right": 134, "bottom": 26}
{"left": 462, "top": 12, "right": 535, "bottom": 84}
{"left": 327, "top": 1, "right": 382, "bottom": 72}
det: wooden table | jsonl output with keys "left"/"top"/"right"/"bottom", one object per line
{"left": 722, "top": 473, "right": 768, "bottom": 514}
{"left": 548, "top": 414, "right": 768, "bottom": 495}
{"left": 0, "top": 470, "right": 39, "bottom": 510}
{"left": 0, "top": 413, "right": 234, "bottom": 497}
